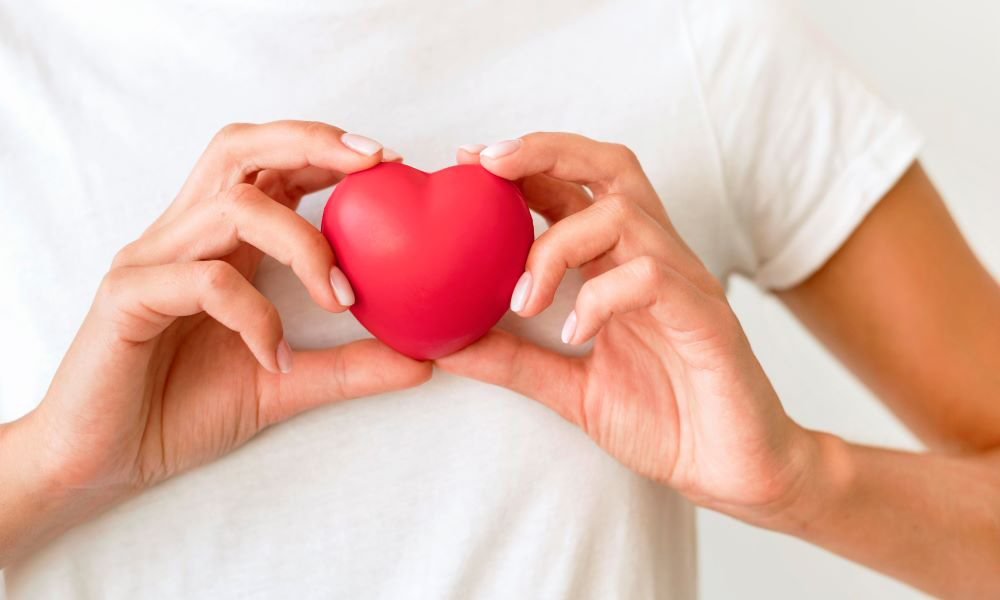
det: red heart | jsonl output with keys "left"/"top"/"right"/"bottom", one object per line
{"left": 321, "top": 163, "right": 534, "bottom": 360}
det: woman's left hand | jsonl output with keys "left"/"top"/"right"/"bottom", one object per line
{"left": 439, "top": 133, "right": 820, "bottom": 524}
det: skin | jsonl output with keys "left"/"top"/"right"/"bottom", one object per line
{"left": 1, "top": 126, "right": 997, "bottom": 597}
{"left": 779, "top": 163, "right": 1000, "bottom": 451}
{"left": 0, "top": 121, "right": 428, "bottom": 565}
{"left": 442, "top": 134, "right": 1000, "bottom": 598}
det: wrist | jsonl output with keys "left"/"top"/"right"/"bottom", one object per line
{"left": 0, "top": 409, "right": 125, "bottom": 566}
{"left": 2, "top": 411, "right": 68, "bottom": 509}
{"left": 0, "top": 413, "right": 70, "bottom": 565}
{"left": 764, "top": 428, "right": 855, "bottom": 536}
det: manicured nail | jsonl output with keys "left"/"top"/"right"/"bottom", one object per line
{"left": 560, "top": 310, "right": 577, "bottom": 344}
{"left": 459, "top": 143, "right": 486, "bottom": 154}
{"left": 330, "top": 266, "right": 356, "bottom": 307}
{"left": 341, "top": 132, "right": 383, "bottom": 157}
{"left": 382, "top": 147, "right": 402, "bottom": 162}
{"left": 480, "top": 139, "right": 522, "bottom": 159}
{"left": 276, "top": 339, "right": 293, "bottom": 374}
{"left": 510, "top": 272, "right": 532, "bottom": 312}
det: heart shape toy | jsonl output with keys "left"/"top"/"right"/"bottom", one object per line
{"left": 321, "top": 162, "right": 534, "bottom": 360}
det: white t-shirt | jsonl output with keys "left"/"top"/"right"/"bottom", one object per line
{"left": 0, "top": 0, "right": 920, "bottom": 597}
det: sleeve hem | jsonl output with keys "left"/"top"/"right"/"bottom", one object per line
{"left": 753, "top": 115, "right": 924, "bottom": 290}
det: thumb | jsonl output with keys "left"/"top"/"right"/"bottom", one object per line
{"left": 435, "top": 330, "right": 587, "bottom": 427}
{"left": 257, "top": 339, "right": 432, "bottom": 427}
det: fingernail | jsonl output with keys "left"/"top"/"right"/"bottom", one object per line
{"left": 480, "top": 139, "right": 522, "bottom": 159}
{"left": 341, "top": 132, "right": 383, "bottom": 157}
{"left": 382, "top": 147, "right": 403, "bottom": 162}
{"left": 510, "top": 271, "right": 532, "bottom": 312}
{"left": 560, "top": 310, "right": 577, "bottom": 344}
{"left": 459, "top": 143, "right": 486, "bottom": 154}
{"left": 276, "top": 339, "right": 293, "bottom": 374}
{"left": 330, "top": 266, "right": 356, "bottom": 307}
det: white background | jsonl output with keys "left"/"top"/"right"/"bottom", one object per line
{"left": 700, "top": 1, "right": 1000, "bottom": 598}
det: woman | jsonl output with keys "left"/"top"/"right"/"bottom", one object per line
{"left": 1, "top": 0, "right": 998, "bottom": 597}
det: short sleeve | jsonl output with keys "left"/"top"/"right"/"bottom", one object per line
{"left": 681, "top": 0, "right": 923, "bottom": 289}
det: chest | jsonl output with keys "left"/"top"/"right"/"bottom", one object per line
{"left": 0, "top": 0, "right": 737, "bottom": 416}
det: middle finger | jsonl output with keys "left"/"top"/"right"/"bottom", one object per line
{"left": 513, "top": 195, "right": 670, "bottom": 317}
{"left": 115, "top": 182, "right": 352, "bottom": 312}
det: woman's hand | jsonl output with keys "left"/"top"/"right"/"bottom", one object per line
{"left": 1, "top": 121, "right": 428, "bottom": 564}
{"left": 441, "top": 133, "right": 819, "bottom": 524}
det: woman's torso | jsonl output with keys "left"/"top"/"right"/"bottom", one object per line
{"left": 0, "top": 0, "right": 749, "bottom": 597}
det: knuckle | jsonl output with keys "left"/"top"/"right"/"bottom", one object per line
{"left": 97, "top": 267, "right": 130, "bottom": 302}
{"left": 630, "top": 255, "right": 663, "bottom": 288}
{"left": 303, "top": 120, "right": 339, "bottom": 146}
{"left": 210, "top": 123, "right": 254, "bottom": 174}
{"left": 222, "top": 182, "right": 261, "bottom": 213}
{"left": 277, "top": 215, "right": 332, "bottom": 269}
{"left": 527, "top": 231, "right": 563, "bottom": 270}
{"left": 304, "top": 230, "right": 333, "bottom": 261}
{"left": 212, "top": 122, "right": 250, "bottom": 147}
{"left": 304, "top": 235, "right": 336, "bottom": 278}
{"left": 608, "top": 142, "right": 639, "bottom": 167}
{"left": 252, "top": 301, "right": 281, "bottom": 334}
{"left": 111, "top": 241, "right": 139, "bottom": 269}
{"left": 302, "top": 120, "right": 325, "bottom": 139}
{"left": 597, "top": 193, "right": 635, "bottom": 222}
{"left": 199, "top": 260, "right": 238, "bottom": 295}
{"left": 330, "top": 348, "right": 350, "bottom": 399}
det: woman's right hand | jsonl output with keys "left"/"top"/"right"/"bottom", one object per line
{"left": 1, "top": 121, "right": 430, "bottom": 565}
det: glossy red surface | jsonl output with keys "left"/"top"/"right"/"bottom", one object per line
{"left": 322, "top": 163, "right": 534, "bottom": 360}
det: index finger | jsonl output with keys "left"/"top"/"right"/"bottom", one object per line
{"left": 477, "top": 132, "right": 669, "bottom": 226}
{"left": 476, "top": 132, "right": 647, "bottom": 197}
{"left": 167, "top": 121, "right": 385, "bottom": 220}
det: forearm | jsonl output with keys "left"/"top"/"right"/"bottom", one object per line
{"left": 0, "top": 412, "right": 118, "bottom": 568}
{"left": 0, "top": 415, "right": 59, "bottom": 566}
{"left": 774, "top": 431, "right": 1000, "bottom": 598}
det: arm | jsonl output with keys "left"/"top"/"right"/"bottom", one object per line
{"left": 778, "top": 434, "right": 1000, "bottom": 598}
{"left": 440, "top": 136, "right": 1000, "bottom": 598}
{"left": 780, "top": 163, "right": 1000, "bottom": 450}
{"left": 773, "top": 163, "right": 1000, "bottom": 596}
